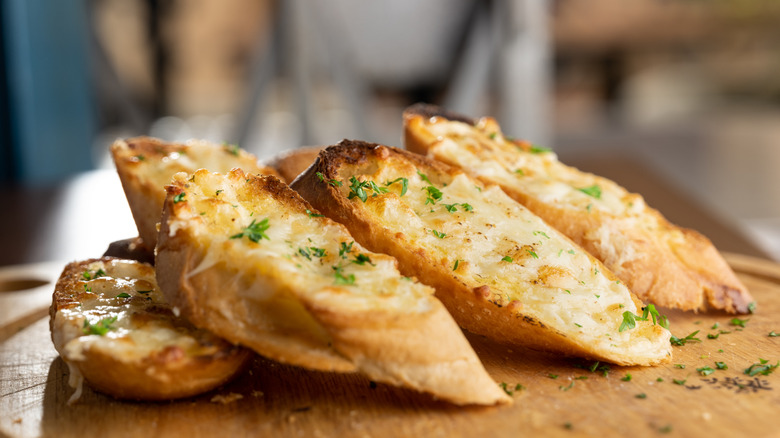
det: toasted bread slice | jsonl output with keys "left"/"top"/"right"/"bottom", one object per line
{"left": 111, "top": 136, "right": 278, "bottom": 250}
{"left": 155, "top": 168, "right": 509, "bottom": 405}
{"left": 292, "top": 141, "right": 672, "bottom": 366}
{"left": 50, "top": 257, "right": 251, "bottom": 402}
{"left": 264, "top": 146, "right": 325, "bottom": 183}
{"left": 403, "top": 104, "right": 754, "bottom": 314}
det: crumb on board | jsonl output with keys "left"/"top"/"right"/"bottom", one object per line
{"left": 210, "top": 392, "right": 244, "bottom": 404}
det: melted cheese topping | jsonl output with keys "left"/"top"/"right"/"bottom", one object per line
{"left": 167, "top": 170, "right": 436, "bottom": 315}
{"left": 54, "top": 259, "right": 225, "bottom": 367}
{"left": 422, "top": 117, "right": 647, "bottom": 216}
{"left": 335, "top": 160, "right": 670, "bottom": 358}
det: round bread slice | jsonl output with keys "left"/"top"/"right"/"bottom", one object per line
{"left": 155, "top": 169, "right": 510, "bottom": 406}
{"left": 111, "top": 136, "right": 279, "bottom": 250}
{"left": 50, "top": 257, "right": 252, "bottom": 402}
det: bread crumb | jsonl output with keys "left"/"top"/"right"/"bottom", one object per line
{"left": 210, "top": 392, "right": 243, "bottom": 404}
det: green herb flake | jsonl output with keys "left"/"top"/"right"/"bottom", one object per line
{"left": 305, "top": 209, "right": 324, "bottom": 218}
{"left": 223, "top": 143, "right": 240, "bottom": 156}
{"left": 621, "top": 374, "right": 632, "bottom": 382}
{"left": 82, "top": 316, "right": 118, "bottom": 336}
{"left": 316, "top": 172, "right": 342, "bottom": 187}
{"left": 697, "top": 366, "right": 715, "bottom": 376}
{"left": 173, "top": 192, "right": 186, "bottom": 203}
{"left": 348, "top": 176, "right": 370, "bottom": 202}
{"left": 577, "top": 185, "right": 602, "bottom": 199}
{"left": 674, "top": 364, "right": 686, "bottom": 369}
{"left": 730, "top": 317, "right": 749, "bottom": 328}
{"left": 116, "top": 293, "right": 131, "bottom": 299}
{"left": 230, "top": 218, "right": 271, "bottom": 243}
{"left": 431, "top": 229, "right": 447, "bottom": 239}
{"left": 748, "top": 301, "right": 757, "bottom": 314}
{"left": 501, "top": 256, "right": 513, "bottom": 263}
{"left": 670, "top": 330, "right": 701, "bottom": 346}
{"left": 453, "top": 259, "right": 461, "bottom": 271}
{"left": 559, "top": 381, "right": 575, "bottom": 391}
{"left": 529, "top": 145, "right": 552, "bottom": 154}
{"left": 527, "top": 249, "right": 539, "bottom": 259}
{"left": 352, "top": 254, "right": 373, "bottom": 266}
{"left": 715, "top": 361, "right": 728, "bottom": 370}
{"left": 657, "top": 377, "right": 664, "bottom": 382}
{"left": 672, "top": 378, "right": 687, "bottom": 386}
{"left": 769, "top": 331, "right": 779, "bottom": 337}
{"left": 707, "top": 333, "right": 720, "bottom": 340}
{"left": 339, "top": 241, "right": 354, "bottom": 258}
{"left": 619, "top": 311, "right": 637, "bottom": 332}
{"left": 423, "top": 185, "right": 443, "bottom": 205}
{"left": 744, "top": 359, "right": 779, "bottom": 376}
{"left": 635, "top": 393, "right": 647, "bottom": 399}
{"left": 417, "top": 170, "right": 432, "bottom": 185}
{"left": 547, "top": 374, "right": 559, "bottom": 379}
{"left": 332, "top": 265, "right": 356, "bottom": 286}
{"left": 498, "top": 382, "right": 524, "bottom": 395}
{"left": 514, "top": 169, "right": 525, "bottom": 176}
{"left": 384, "top": 177, "right": 409, "bottom": 196}
{"left": 533, "top": 230, "right": 550, "bottom": 239}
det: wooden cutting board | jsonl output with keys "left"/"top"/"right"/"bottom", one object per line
{"left": 1, "top": 254, "right": 778, "bottom": 438}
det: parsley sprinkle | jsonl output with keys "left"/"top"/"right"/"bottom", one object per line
{"left": 305, "top": 209, "right": 324, "bottom": 218}
{"left": 769, "top": 331, "right": 779, "bottom": 337}
{"left": 230, "top": 218, "right": 270, "bottom": 243}
{"left": 332, "top": 266, "right": 356, "bottom": 286}
{"left": 674, "top": 364, "right": 686, "bottom": 369}
{"left": 423, "top": 185, "right": 443, "bottom": 205}
{"left": 527, "top": 249, "right": 539, "bottom": 259}
{"left": 384, "top": 177, "right": 409, "bottom": 196}
{"left": 82, "top": 316, "right": 118, "bottom": 336}
{"left": 352, "top": 254, "right": 373, "bottom": 265}
{"left": 533, "top": 230, "right": 550, "bottom": 239}
{"left": 715, "top": 361, "right": 728, "bottom": 370}
{"left": 748, "top": 301, "right": 756, "bottom": 313}
{"left": 453, "top": 259, "right": 461, "bottom": 271}
{"left": 670, "top": 330, "right": 701, "bottom": 346}
{"left": 348, "top": 176, "right": 370, "bottom": 202}
{"left": 116, "top": 293, "right": 131, "bottom": 299}
{"left": 730, "top": 317, "right": 749, "bottom": 328}
{"left": 559, "top": 381, "right": 575, "bottom": 391}
{"left": 173, "top": 192, "right": 186, "bottom": 203}
{"left": 547, "top": 374, "right": 559, "bottom": 379}
{"left": 316, "top": 172, "right": 342, "bottom": 187}
{"left": 577, "top": 185, "right": 602, "bottom": 199}
{"left": 339, "top": 241, "right": 354, "bottom": 257}
{"left": 514, "top": 169, "right": 525, "bottom": 176}
{"left": 744, "top": 359, "right": 779, "bottom": 376}
{"left": 417, "top": 170, "right": 432, "bottom": 185}
{"left": 707, "top": 333, "right": 720, "bottom": 339}
{"left": 697, "top": 366, "right": 715, "bottom": 376}
{"left": 621, "top": 374, "right": 632, "bottom": 382}
{"left": 635, "top": 393, "right": 647, "bottom": 399}
{"left": 431, "top": 229, "right": 446, "bottom": 239}
{"left": 223, "top": 143, "right": 240, "bottom": 156}
{"left": 501, "top": 256, "right": 513, "bottom": 262}
{"left": 529, "top": 145, "right": 551, "bottom": 154}
{"left": 619, "top": 311, "right": 637, "bottom": 332}
{"left": 672, "top": 378, "right": 687, "bottom": 385}
{"left": 499, "top": 382, "right": 524, "bottom": 395}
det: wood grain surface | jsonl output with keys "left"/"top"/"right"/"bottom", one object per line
{"left": 1, "top": 254, "right": 778, "bottom": 438}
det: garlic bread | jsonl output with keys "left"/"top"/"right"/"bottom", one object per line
{"left": 292, "top": 141, "right": 672, "bottom": 366}
{"left": 155, "top": 168, "right": 509, "bottom": 405}
{"left": 403, "top": 104, "right": 753, "bottom": 314}
{"left": 111, "top": 136, "right": 278, "bottom": 250}
{"left": 50, "top": 257, "right": 251, "bottom": 402}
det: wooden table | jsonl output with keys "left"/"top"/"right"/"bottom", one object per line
{"left": 1, "top": 156, "right": 778, "bottom": 437}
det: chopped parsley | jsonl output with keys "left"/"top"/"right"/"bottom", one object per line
{"left": 621, "top": 374, "right": 632, "bottom": 382}
{"left": 453, "top": 259, "right": 461, "bottom": 271}
{"left": 619, "top": 311, "right": 638, "bottom": 332}
{"left": 635, "top": 393, "right": 647, "bottom": 399}
{"left": 499, "top": 382, "right": 524, "bottom": 395}
{"left": 533, "top": 231, "right": 550, "bottom": 239}
{"left": 339, "top": 241, "right": 354, "bottom": 258}
{"left": 514, "top": 169, "right": 525, "bottom": 176}
{"left": 173, "top": 192, "right": 186, "bottom": 203}
{"left": 443, "top": 203, "right": 473, "bottom": 213}
{"left": 230, "top": 218, "right": 270, "bottom": 243}
{"left": 316, "top": 171, "right": 342, "bottom": 187}
{"left": 674, "top": 364, "right": 686, "bottom": 369}
{"left": 696, "top": 366, "right": 715, "bottom": 376}
{"left": 730, "top": 317, "right": 749, "bottom": 328}
{"left": 744, "top": 359, "right": 779, "bottom": 376}
{"left": 116, "top": 292, "right": 131, "bottom": 299}
{"left": 769, "top": 331, "right": 779, "bottom": 337}
{"left": 82, "top": 268, "right": 106, "bottom": 280}
{"left": 547, "top": 374, "right": 559, "bottom": 379}
{"left": 82, "top": 316, "right": 118, "bottom": 336}
{"left": 223, "top": 142, "right": 240, "bottom": 156}
{"left": 527, "top": 249, "right": 539, "bottom": 259}
{"left": 559, "top": 381, "right": 575, "bottom": 391}
{"left": 347, "top": 176, "right": 370, "bottom": 202}
{"left": 305, "top": 209, "right": 324, "bottom": 218}
{"left": 332, "top": 265, "right": 356, "bottom": 286}
{"left": 351, "top": 253, "right": 373, "bottom": 266}
{"left": 417, "top": 170, "right": 432, "bottom": 185}
{"left": 384, "top": 177, "right": 409, "bottom": 196}
{"left": 670, "top": 330, "right": 701, "bottom": 346}
{"left": 529, "top": 145, "right": 551, "bottom": 154}
{"left": 672, "top": 378, "right": 687, "bottom": 386}
{"left": 748, "top": 301, "right": 756, "bottom": 313}
{"left": 423, "top": 185, "right": 443, "bottom": 205}
{"left": 431, "top": 229, "right": 446, "bottom": 239}
{"left": 298, "top": 246, "right": 326, "bottom": 260}
{"left": 577, "top": 185, "right": 602, "bottom": 199}
{"left": 501, "top": 256, "right": 513, "bottom": 262}
{"left": 715, "top": 361, "right": 728, "bottom": 370}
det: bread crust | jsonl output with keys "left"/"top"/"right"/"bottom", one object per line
{"left": 49, "top": 257, "right": 251, "bottom": 401}
{"left": 403, "top": 104, "right": 754, "bottom": 314}
{"left": 264, "top": 145, "right": 325, "bottom": 183}
{"left": 292, "top": 141, "right": 671, "bottom": 366}
{"left": 111, "top": 136, "right": 278, "bottom": 250}
{"left": 156, "top": 169, "right": 509, "bottom": 405}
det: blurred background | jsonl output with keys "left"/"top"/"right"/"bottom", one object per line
{"left": 2, "top": 0, "right": 780, "bottom": 263}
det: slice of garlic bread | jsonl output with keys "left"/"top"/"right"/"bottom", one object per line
{"left": 50, "top": 257, "right": 251, "bottom": 402}
{"left": 403, "top": 104, "right": 754, "bottom": 314}
{"left": 155, "top": 168, "right": 509, "bottom": 405}
{"left": 292, "top": 141, "right": 672, "bottom": 366}
{"left": 111, "top": 136, "right": 278, "bottom": 250}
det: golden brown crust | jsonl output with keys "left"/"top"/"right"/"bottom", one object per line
{"left": 156, "top": 169, "right": 509, "bottom": 405}
{"left": 402, "top": 104, "right": 754, "bottom": 314}
{"left": 50, "top": 257, "right": 252, "bottom": 401}
{"left": 264, "top": 146, "right": 326, "bottom": 183}
{"left": 292, "top": 141, "right": 671, "bottom": 366}
{"left": 111, "top": 136, "right": 278, "bottom": 250}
